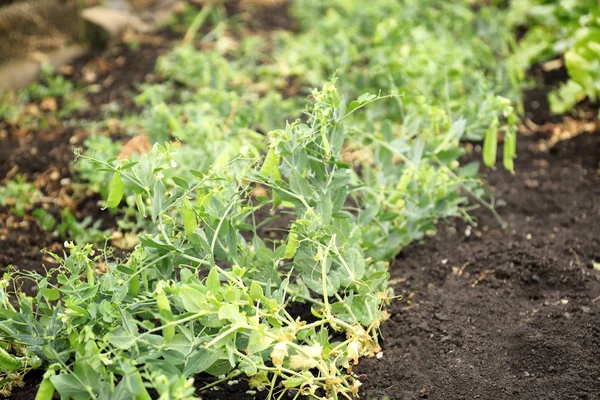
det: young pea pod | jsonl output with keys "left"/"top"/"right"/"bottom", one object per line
{"left": 106, "top": 173, "right": 124, "bottom": 209}
{"left": 35, "top": 370, "right": 55, "bottom": 400}
{"left": 128, "top": 275, "right": 140, "bottom": 296}
{"left": 134, "top": 193, "right": 146, "bottom": 218}
{"left": 86, "top": 264, "right": 95, "bottom": 286}
{"left": 181, "top": 199, "right": 198, "bottom": 239}
{"left": 260, "top": 148, "right": 281, "bottom": 180}
{"left": 503, "top": 129, "right": 516, "bottom": 173}
{"left": 284, "top": 225, "right": 299, "bottom": 259}
{"left": 483, "top": 119, "right": 499, "bottom": 168}
{"left": 260, "top": 147, "right": 282, "bottom": 207}
{"left": 155, "top": 284, "right": 175, "bottom": 342}
{"left": 135, "top": 372, "right": 152, "bottom": 400}
{"left": 0, "top": 346, "right": 21, "bottom": 371}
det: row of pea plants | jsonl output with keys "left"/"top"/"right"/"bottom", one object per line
{"left": 0, "top": 80, "right": 510, "bottom": 399}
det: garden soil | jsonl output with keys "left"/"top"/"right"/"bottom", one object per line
{"left": 355, "top": 130, "right": 600, "bottom": 400}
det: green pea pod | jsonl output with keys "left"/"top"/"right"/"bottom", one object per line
{"left": 134, "top": 193, "right": 146, "bottom": 217}
{"left": 35, "top": 371, "right": 55, "bottom": 400}
{"left": 181, "top": 200, "right": 198, "bottom": 239}
{"left": 106, "top": 173, "right": 124, "bottom": 209}
{"left": 0, "top": 347, "right": 21, "bottom": 371}
{"left": 135, "top": 372, "right": 152, "bottom": 400}
{"left": 260, "top": 148, "right": 281, "bottom": 180}
{"left": 155, "top": 286, "right": 175, "bottom": 342}
{"left": 503, "top": 130, "right": 516, "bottom": 172}
{"left": 284, "top": 226, "right": 299, "bottom": 259}
{"left": 86, "top": 264, "right": 95, "bottom": 286}
{"left": 483, "top": 120, "right": 498, "bottom": 168}
{"left": 260, "top": 148, "right": 282, "bottom": 206}
{"left": 128, "top": 275, "right": 140, "bottom": 296}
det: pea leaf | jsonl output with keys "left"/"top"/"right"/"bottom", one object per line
{"left": 206, "top": 268, "right": 220, "bottom": 293}
{"left": 218, "top": 304, "right": 246, "bottom": 325}
{"left": 179, "top": 286, "right": 207, "bottom": 313}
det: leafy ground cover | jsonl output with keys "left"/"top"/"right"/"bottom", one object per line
{"left": 0, "top": 0, "right": 599, "bottom": 399}
{"left": 512, "top": 0, "right": 600, "bottom": 114}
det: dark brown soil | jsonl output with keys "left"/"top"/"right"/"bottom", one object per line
{"left": 355, "top": 131, "right": 600, "bottom": 400}
{"left": 0, "top": 40, "right": 167, "bottom": 296}
{"left": 69, "top": 41, "right": 170, "bottom": 120}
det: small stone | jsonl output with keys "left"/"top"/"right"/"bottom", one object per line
{"left": 83, "top": 69, "right": 97, "bottom": 83}
{"left": 40, "top": 97, "right": 57, "bottom": 112}
{"left": 59, "top": 65, "right": 74, "bottom": 75}
{"left": 537, "top": 159, "right": 550, "bottom": 169}
{"left": 525, "top": 179, "right": 539, "bottom": 189}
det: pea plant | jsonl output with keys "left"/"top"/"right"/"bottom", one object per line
{"left": 0, "top": 85, "right": 402, "bottom": 400}
{"left": 0, "top": 1, "right": 524, "bottom": 396}
{"left": 511, "top": 0, "right": 600, "bottom": 114}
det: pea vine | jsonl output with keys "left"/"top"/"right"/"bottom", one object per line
{"left": 0, "top": 85, "right": 395, "bottom": 400}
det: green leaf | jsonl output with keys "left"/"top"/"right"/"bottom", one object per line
{"left": 218, "top": 304, "right": 246, "bottom": 325}
{"left": 172, "top": 176, "right": 189, "bottom": 189}
{"left": 179, "top": 286, "right": 207, "bottom": 313}
{"left": 358, "top": 205, "right": 378, "bottom": 226}
{"left": 189, "top": 169, "right": 204, "bottom": 179}
{"left": 249, "top": 281, "right": 264, "bottom": 301}
{"left": 204, "top": 358, "right": 234, "bottom": 376}
{"left": 191, "top": 227, "right": 211, "bottom": 251}
{"left": 151, "top": 181, "right": 167, "bottom": 222}
{"left": 105, "top": 327, "right": 136, "bottom": 350}
{"left": 183, "top": 349, "right": 221, "bottom": 376}
{"left": 247, "top": 327, "right": 273, "bottom": 353}
{"left": 458, "top": 162, "right": 480, "bottom": 178}
{"left": 138, "top": 236, "right": 176, "bottom": 252}
{"left": 206, "top": 268, "right": 220, "bottom": 293}
{"left": 289, "top": 170, "right": 312, "bottom": 200}
{"left": 51, "top": 374, "right": 87, "bottom": 399}
{"left": 43, "top": 288, "right": 60, "bottom": 301}
{"left": 239, "top": 358, "right": 258, "bottom": 376}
